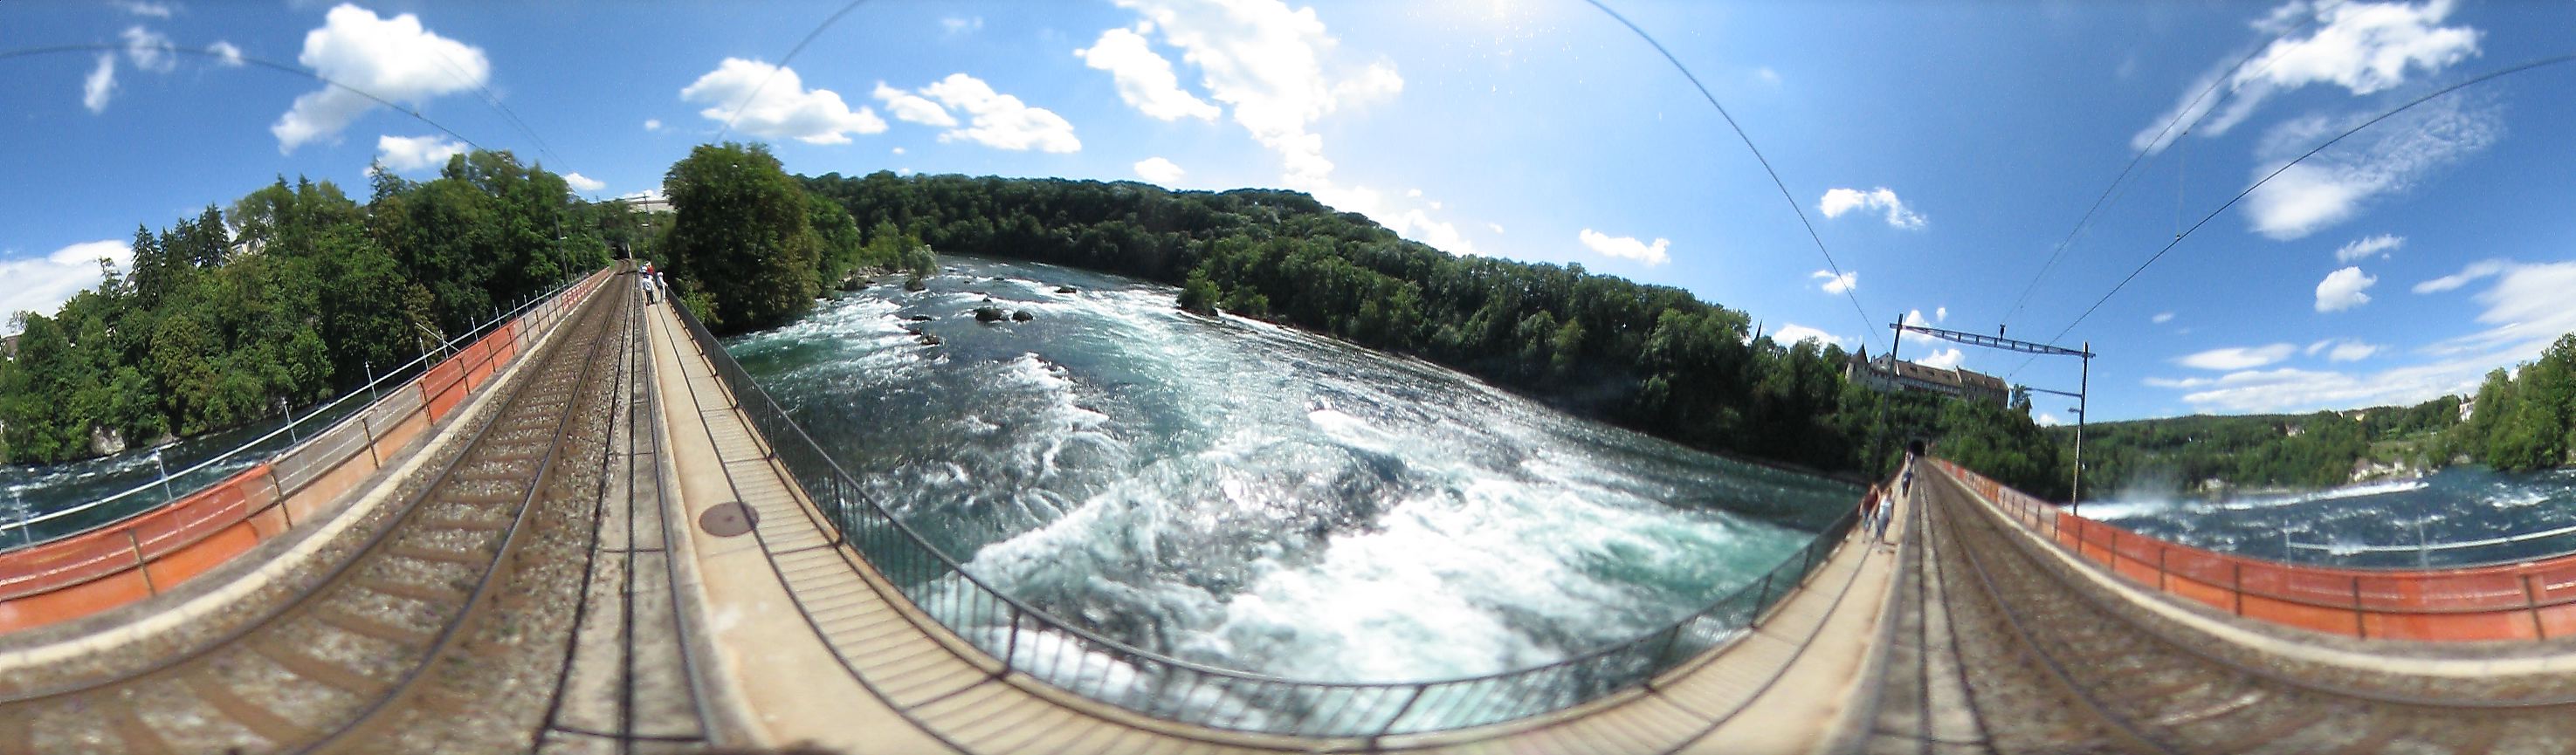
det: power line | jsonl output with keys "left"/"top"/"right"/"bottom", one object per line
{"left": 1, "top": 43, "right": 492, "bottom": 154}
{"left": 1582, "top": 0, "right": 1875, "bottom": 339}
{"left": 2039, "top": 52, "right": 2576, "bottom": 348}
{"left": 1996, "top": 16, "right": 2318, "bottom": 329}
{"left": 713, "top": 0, "right": 876, "bottom": 144}
{"left": 422, "top": 43, "right": 561, "bottom": 168}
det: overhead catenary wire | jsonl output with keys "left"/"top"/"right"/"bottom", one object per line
{"left": 1995, "top": 13, "right": 2321, "bottom": 331}
{"left": 1582, "top": 0, "right": 1876, "bottom": 339}
{"left": 421, "top": 43, "right": 562, "bottom": 168}
{"left": 2038, "top": 52, "right": 2576, "bottom": 348}
{"left": 1, "top": 42, "right": 492, "bottom": 155}
{"left": 713, "top": 0, "right": 876, "bottom": 144}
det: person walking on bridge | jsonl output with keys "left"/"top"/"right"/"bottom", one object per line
{"left": 1857, "top": 484, "right": 1882, "bottom": 546}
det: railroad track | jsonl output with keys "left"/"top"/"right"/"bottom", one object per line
{"left": 1922, "top": 469, "right": 2576, "bottom": 755}
{"left": 0, "top": 275, "right": 630, "bottom": 755}
{"left": 537, "top": 292, "right": 713, "bottom": 753}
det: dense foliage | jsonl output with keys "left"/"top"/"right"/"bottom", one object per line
{"left": 2455, "top": 334, "right": 2576, "bottom": 472}
{"left": 0, "top": 150, "right": 621, "bottom": 463}
{"left": 654, "top": 143, "right": 939, "bottom": 334}
{"left": 2059, "top": 394, "right": 2466, "bottom": 496}
{"left": 799, "top": 169, "right": 2065, "bottom": 494}
{"left": 2063, "top": 335, "right": 2576, "bottom": 495}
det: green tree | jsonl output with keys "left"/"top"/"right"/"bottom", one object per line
{"left": 662, "top": 143, "right": 822, "bottom": 333}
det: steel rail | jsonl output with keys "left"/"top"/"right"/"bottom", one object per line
{"left": 668, "top": 297, "right": 1864, "bottom": 736}
{"left": 1932, "top": 472, "right": 2177, "bottom": 754}
{"left": 1936, "top": 465, "right": 2576, "bottom": 714}
{"left": 295, "top": 271, "right": 631, "bottom": 752}
{"left": 0, "top": 273, "right": 610, "bottom": 706}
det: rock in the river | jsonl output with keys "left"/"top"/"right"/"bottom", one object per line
{"left": 89, "top": 426, "right": 127, "bottom": 456}
{"left": 1055, "top": 285, "right": 1078, "bottom": 294}
{"left": 975, "top": 306, "right": 1007, "bottom": 323}
{"left": 904, "top": 277, "right": 927, "bottom": 292}
{"left": 907, "top": 314, "right": 934, "bottom": 322}
{"left": 1012, "top": 310, "right": 1034, "bottom": 322}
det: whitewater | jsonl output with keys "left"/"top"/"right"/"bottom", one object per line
{"left": 723, "top": 256, "right": 1858, "bottom": 683}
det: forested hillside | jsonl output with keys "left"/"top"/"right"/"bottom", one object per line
{"left": 2061, "top": 397, "right": 2458, "bottom": 494}
{"left": 0, "top": 151, "right": 630, "bottom": 463}
{"left": 2457, "top": 334, "right": 2576, "bottom": 472}
{"left": 789, "top": 169, "right": 2066, "bottom": 497}
{"left": 2060, "top": 334, "right": 2576, "bottom": 496}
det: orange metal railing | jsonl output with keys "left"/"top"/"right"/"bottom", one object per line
{"left": 1932, "top": 457, "right": 2576, "bottom": 642}
{"left": 0, "top": 269, "right": 612, "bottom": 634}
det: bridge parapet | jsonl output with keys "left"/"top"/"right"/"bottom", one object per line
{"left": 0, "top": 268, "right": 615, "bottom": 635}
{"left": 1931, "top": 457, "right": 2576, "bottom": 642}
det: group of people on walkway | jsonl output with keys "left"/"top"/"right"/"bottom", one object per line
{"left": 638, "top": 261, "right": 668, "bottom": 305}
{"left": 1856, "top": 453, "right": 1914, "bottom": 550}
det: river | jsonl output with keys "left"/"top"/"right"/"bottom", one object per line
{"left": 2089, "top": 465, "right": 2576, "bottom": 568}
{"left": 724, "top": 255, "right": 1857, "bottom": 683}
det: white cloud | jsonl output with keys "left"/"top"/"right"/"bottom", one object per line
{"left": 114, "top": 1, "right": 175, "bottom": 18}
{"left": 2037, "top": 413, "right": 2065, "bottom": 426}
{"left": 871, "top": 81, "right": 956, "bottom": 127}
{"left": 1076, "top": 24, "right": 1221, "bottom": 121}
{"left": 1486, "top": 223, "right": 1504, "bottom": 235}
{"left": 2145, "top": 357, "right": 2494, "bottom": 414}
{"left": 2412, "top": 258, "right": 2505, "bottom": 293}
{"left": 561, "top": 172, "right": 606, "bottom": 193}
{"left": 1811, "top": 269, "right": 1857, "bottom": 294}
{"left": 1753, "top": 66, "right": 1782, "bottom": 86}
{"left": 2329, "top": 340, "right": 2380, "bottom": 361}
{"left": 942, "top": 16, "right": 984, "bottom": 34}
{"left": 2131, "top": 0, "right": 2481, "bottom": 153}
{"left": 2431, "top": 261, "right": 2576, "bottom": 360}
{"left": 2152, "top": 312, "right": 2176, "bottom": 324}
{"left": 0, "top": 241, "right": 134, "bottom": 330}
{"left": 272, "top": 5, "right": 489, "bottom": 153}
{"left": 1916, "top": 347, "right": 1966, "bottom": 370}
{"left": 1771, "top": 323, "right": 1846, "bottom": 348}
{"left": 2240, "top": 87, "right": 2498, "bottom": 240}
{"left": 679, "top": 58, "right": 886, "bottom": 145}
{"left": 2315, "top": 265, "right": 2376, "bottom": 312}
{"left": 1578, "top": 229, "right": 1670, "bottom": 266}
{"left": 121, "top": 26, "right": 177, "bottom": 72}
{"left": 2334, "top": 233, "right": 2402, "bottom": 263}
{"left": 914, "top": 73, "right": 1079, "bottom": 153}
{"left": 1133, "top": 156, "right": 1185, "bottom": 184}
{"left": 1817, "top": 187, "right": 1926, "bottom": 230}
{"left": 81, "top": 53, "right": 117, "bottom": 113}
{"left": 1108, "top": 0, "right": 1459, "bottom": 253}
{"left": 1935, "top": 306, "right": 1947, "bottom": 322}
{"left": 890, "top": 147, "right": 905, "bottom": 155}
{"left": 2177, "top": 343, "right": 2297, "bottom": 370}
{"left": 208, "top": 40, "right": 244, "bottom": 67}
{"left": 643, "top": 118, "right": 662, "bottom": 131}
{"left": 375, "top": 134, "right": 466, "bottom": 173}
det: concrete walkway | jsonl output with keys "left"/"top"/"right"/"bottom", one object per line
{"left": 639, "top": 298, "right": 1905, "bottom": 754}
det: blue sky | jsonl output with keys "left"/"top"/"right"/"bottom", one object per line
{"left": 3, "top": 0, "right": 2573, "bottom": 422}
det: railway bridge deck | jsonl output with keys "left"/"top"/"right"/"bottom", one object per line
{"left": 5, "top": 267, "right": 2572, "bottom": 754}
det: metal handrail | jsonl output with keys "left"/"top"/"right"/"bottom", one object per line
{"left": 671, "top": 298, "right": 1860, "bottom": 737}
{"left": 2286, "top": 521, "right": 2576, "bottom": 559}
{"left": 0, "top": 275, "right": 586, "bottom": 550}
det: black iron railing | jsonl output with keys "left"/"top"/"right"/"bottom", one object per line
{"left": 672, "top": 299, "right": 1859, "bottom": 737}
